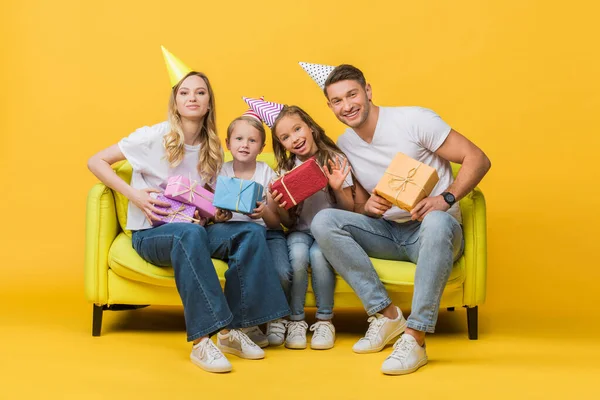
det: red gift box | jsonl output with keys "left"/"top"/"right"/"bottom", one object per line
{"left": 271, "top": 158, "right": 328, "bottom": 210}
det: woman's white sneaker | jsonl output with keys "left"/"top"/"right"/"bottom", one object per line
{"left": 285, "top": 321, "right": 308, "bottom": 349}
{"left": 310, "top": 321, "right": 335, "bottom": 350}
{"left": 217, "top": 329, "right": 265, "bottom": 359}
{"left": 352, "top": 307, "right": 407, "bottom": 354}
{"left": 381, "top": 334, "right": 428, "bottom": 375}
{"left": 190, "top": 338, "right": 232, "bottom": 373}
{"left": 266, "top": 319, "right": 288, "bottom": 346}
{"left": 240, "top": 326, "right": 269, "bottom": 348}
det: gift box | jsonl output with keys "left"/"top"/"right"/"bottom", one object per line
{"left": 151, "top": 194, "right": 198, "bottom": 226}
{"left": 164, "top": 174, "right": 216, "bottom": 219}
{"left": 271, "top": 158, "right": 328, "bottom": 210}
{"left": 213, "top": 176, "right": 264, "bottom": 214}
{"left": 374, "top": 152, "right": 439, "bottom": 212}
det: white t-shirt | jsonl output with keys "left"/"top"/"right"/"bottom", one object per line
{"left": 337, "top": 107, "right": 461, "bottom": 224}
{"left": 118, "top": 121, "right": 209, "bottom": 231}
{"left": 218, "top": 161, "right": 277, "bottom": 228}
{"left": 289, "top": 155, "right": 354, "bottom": 232}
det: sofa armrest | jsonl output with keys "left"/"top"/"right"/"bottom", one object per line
{"left": 85, "top": 183, "right": 120, "bottom": 304}
{"left": 460, "top": 187, "right": 487, "bottom": 307}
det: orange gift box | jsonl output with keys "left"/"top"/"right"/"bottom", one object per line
{"left": 374, "top": 153, "right": 439, "bottom": 211}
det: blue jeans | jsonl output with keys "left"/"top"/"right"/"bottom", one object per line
{"left": 132, "top": 222, "right": 290, "bottom": 341}
{"left": 287, "top": 230, "right": 336, "bottom": 321}
{"left": 266, "top": 229, "right": 293, "bottom": 302}
{"left": 311, "top": 209, "right": 463, "bottom": 333}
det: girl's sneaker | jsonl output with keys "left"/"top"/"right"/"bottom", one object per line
{"left": 309, "top": 321, "right": 335, "bottom": 350}
{"left": 217, "top": 329, "right": 265, "bottom": 360}
{"left": 266, "top": 319, "right": 288, "bottom": 346}
{"left": 241, "top": 326, "right": 269, "bottom": 348}
{"left": 190, "top": 338, "right": 232, "bottom": 373}
{"left": 285, "top": 320, "right": 308, "bottom": 349}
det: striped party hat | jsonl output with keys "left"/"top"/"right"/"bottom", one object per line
{"left": 242, "top": 96, "right": 264, "bottom": 122}
{"left": 243, "top": 97, "right": 284, "bottom": 128}
{"left": 299, "top": 62, "right": 336, "bottom": 90}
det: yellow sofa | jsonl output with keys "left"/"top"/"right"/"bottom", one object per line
{"left": 85, "top": 153, "right": 487, "bottom": 339}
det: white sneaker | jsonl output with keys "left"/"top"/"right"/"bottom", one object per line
{"left": 190, "top": 338, "right": 232, "bottom": 373}
{"left": 352, "top": 307, "right": 407, "bottom": 354}
{"left": 266, "top": 319, "right": 288, "bottom": 346}
{"left": 241, "top": 326, "right": 269, "bottom": 348}
{"left": 310, "top": 321, "right": 335, "bottom": 350}
{"left": 217, "top": 329, "right": 265, "bottom": 360}
{"left": 285, "top": 320, "right": 308, "bottom": 349}
{"left": 381, "top": 334, "right": 428, "bottom": 375}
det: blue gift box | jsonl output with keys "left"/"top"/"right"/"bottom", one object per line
{"left": 213, "top": 176, "right": 264, "bottom": 214}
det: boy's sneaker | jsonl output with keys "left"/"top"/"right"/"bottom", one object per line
{"left": 285, "top": 320, "right": 308, "bottom": 349}
{"left": 266, "top": 319, "right": 288, "bottom": 346}
{"left": 309, "top": 321, "right": 335, "bottom": 350}
{"left": 352, "top": 306, "right": 407, "bottom": 354}
{"left": 217, "top": 329, "right": 265, "bottom": 360}
{"left": 190, "top": 337, "right": 232, "bottom": 373}
{"left": 381, "top": 334, "right": 428, "bottom": 375}
{"left": 241, "top": 326, "right": 269, "bottom": 348}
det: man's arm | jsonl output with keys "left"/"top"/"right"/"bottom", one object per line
{"left": 411, "top": 129, "right": 491, "bottom": 220}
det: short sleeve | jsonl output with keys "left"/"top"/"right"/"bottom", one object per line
{"left": 118, "top": 122, "right": 167, "bottom": 171}
{"left": 410, "top": 108, "right": 452, "bottom": 152}
{"left": 337, "top": 154, "right": 354, "bottom": 189}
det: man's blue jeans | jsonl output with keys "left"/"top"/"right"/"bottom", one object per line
{"left": 311, "top": 210, "right": 463, "bottom": 333}
{"left": 132, "top": 222, "right": 290, "bottom": 341}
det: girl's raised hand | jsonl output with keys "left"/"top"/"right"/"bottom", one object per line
{"left": 323, "top": 155, "right": 351, "bottom": 191}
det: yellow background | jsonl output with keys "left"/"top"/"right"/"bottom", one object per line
{"left": 2, "top": 0, "right": 599, "bottom": 397}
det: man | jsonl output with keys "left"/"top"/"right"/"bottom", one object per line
{"left": 310, "top": 64, "right": 491, "bottom": 375}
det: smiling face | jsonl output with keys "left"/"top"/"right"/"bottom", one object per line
{"left": 226, "top": 119, "right": 264, "bottom": 163}
{"left": 273, "top": 113, "right": 318, "bottom": 161}
{"left": 326, "top": 79, "right": 372, "bottom": 129}
{"left": 174, "top": 74, "right": 210, "bottom": 121}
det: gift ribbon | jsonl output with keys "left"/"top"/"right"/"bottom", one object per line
{"left": 166, "top": 173, "right": 212, "bottom": 204}
{"left": 385, "top": 164, "right": 428, "bottom": 204}
{"left": 275, "top": 157, "right": 326, "bottom": 206}
{"left": 235, "top": 179, "right": 244, "bottom": 212}
{"left": 166, "top": 204, "right": 200, "bottom": 223}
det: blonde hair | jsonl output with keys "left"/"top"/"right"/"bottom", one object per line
{"left": 226, "top": 116, "right": 266, "bottom": 145}
{"left": 163, "top": 71, "right": 223, "bottom": 185}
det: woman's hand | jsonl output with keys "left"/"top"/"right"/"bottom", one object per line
{"left": 130, "top": 188, "right": 171, "bottom": 224}
{"left": 323, "top": 155, "right": 351, "bottom": 192}
{"left": 213, "top": 208, "right": 232, "bottom": 223}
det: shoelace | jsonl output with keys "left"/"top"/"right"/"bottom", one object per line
{"left": 200, "top": 339, "right": 224, "bottom": 360}
{"left": 287, "top": 321, "right": 308, "bottom": 339}
{"left": 362, "top": 315, "right": 386, "bottom": 342}
{"left": 242, "top": 326, "right": 263, "bottom": 336}
{"left": 388, "top": 337, "right": 414, "bottom": 361}
{"left": 268, "top": 319, "right": 288, "bottom": 335}
{"left": 229, "top": 329, "right": 259, "bottom": 349}
{"left": 310, "top": 321, "right": 333, "bottom": 339}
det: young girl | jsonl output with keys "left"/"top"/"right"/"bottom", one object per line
{"left": 87, "top": 70, "right": 289, "bottom": 373}
{"left": 270, "top": 105, "right": 354, "bottom": 350}
{"left": 219, "top": 114, "right": 293, "bottom": 347}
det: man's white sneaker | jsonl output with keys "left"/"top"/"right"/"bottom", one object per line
{"left": 310, "top": 321, "right": 335, "bottom": 350}
{"left": 381, "top": 334, "right": 428, "bottom": 375}
{"left": 285, "top": 320, "right": 308, "bottom": 349}
{"left": 352, "top": 307, "right": 407, "bottom": 354}
{"left": 217, "top": 329, "right": 265, "bottom": 360}
{"left": 266, "top": 319, "right": 288, "bottom": 346}
{"left": 240, "top": 326, "right": 269, "bottom": 348}
{"left": 190, "top": 338, "right": 232, "bottom": 373}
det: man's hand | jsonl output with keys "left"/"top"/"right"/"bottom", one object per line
{"left": 364, "top": 190, "right": 393, "bottom": 218}
{"left": 410, "top": 195, "right": 450, "bottom": 221}
{"left": 249, "top": 201, "right": 266, "bottom": 219}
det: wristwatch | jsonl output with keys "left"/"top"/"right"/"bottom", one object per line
{"left": 441, "top": 192, "right": 456, "bottom": 206}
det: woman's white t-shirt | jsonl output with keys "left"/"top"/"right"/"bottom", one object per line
{"left": 118, "top": 121, "right": 209, "bottom": 231}
{"left": 218, "top": 161, "right": 277, "bottom": 228}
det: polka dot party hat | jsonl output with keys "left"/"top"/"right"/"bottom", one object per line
{"left": 298, "top": 62, "right": 336, "bottom": 90}
{"left": 242, "top": 97, "right": 285, "bottom": 128}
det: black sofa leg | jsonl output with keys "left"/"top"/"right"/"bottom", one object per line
{"left": 92, "top": 304, "right": 105, "bottom": 337}
{"left": 447, "top": 307, "right": 455, "bottom": 311}
{"left": 466, "top": 306, "right": 478, "bottom": 340}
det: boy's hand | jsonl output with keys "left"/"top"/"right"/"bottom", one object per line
{"left": 249, "top": 201, "right": 266, "bottom": 219}
{"left": 213, "top": 208, "right": 232, "bottom": 223}
{"left": 192, "top": 210, "right": 208, "bottom": 226}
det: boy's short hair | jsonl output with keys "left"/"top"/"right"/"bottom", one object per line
{"left": 226, "top": 116, "right": 266, "bottom": 146}
{"left": 323, "top": 64, "right": 367, "bottom": 98}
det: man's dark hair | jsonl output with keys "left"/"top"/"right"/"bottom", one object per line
{"left": 323, "top": 64, "right": 367, "bottom": 98}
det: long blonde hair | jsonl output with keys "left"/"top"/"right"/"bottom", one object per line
{"left": 163, "top": 71, "right": 223, "bottom": 185}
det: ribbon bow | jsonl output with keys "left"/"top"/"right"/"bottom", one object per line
{"left": 385, "top": 164, "right": 427, "bottom": 203}
{"left": 166, "top": 173, "right": 212, "bottom": 204}
{"left": 165, "top": 204, "right": 200, "bottom": 223}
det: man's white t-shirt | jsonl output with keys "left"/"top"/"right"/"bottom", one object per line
{"left": 118, "top": 121, "right": 210, "bottom": 231}
{"left": 219, "top": 161, "right": 276, "bottom": 228}
{"left": 337, "top": 107, "right": 461, "bottom": 224}
{"left": 290, "top": 155, "right": 354, "bottom": 232}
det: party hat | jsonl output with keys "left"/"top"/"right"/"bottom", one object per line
{"left": 242, "top": 97, "right": 284, "bottom": 128}
{"left": 298, "top": 62, "right": 336, "bottom": 90}
{"left": 242, "top": 96, "right": 265, "bottom": 122}
{"left": 161, "top": 45, "right": 193, "bottom": 87}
